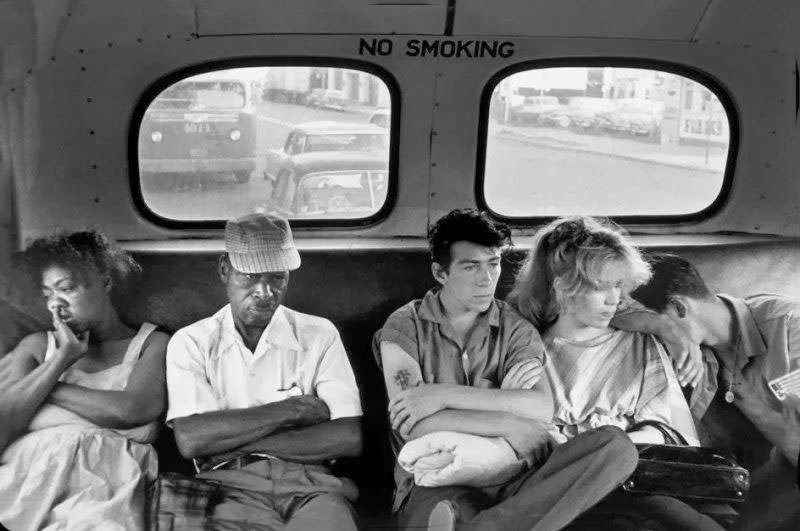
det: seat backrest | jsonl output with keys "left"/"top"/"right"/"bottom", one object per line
{"left": 2, "top": 239, "right": 798, "bottom": 512}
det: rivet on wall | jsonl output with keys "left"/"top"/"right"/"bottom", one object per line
{"left": 137, "top": 38, "right": 143, "bottom": 44}
{"left": 86, "top": 97, "right": 93, "bottom": 103}
{"left": 91, "top": 164, "right": 98, "bottom": 170}
{"left": 89, "top": 130, "right": 95, "bottom": 136}
{"left": 81, "top": 66, "right": 87, "bottom": 72}
{"left": 79, "top": 49, "right": 85, "bottom": 54}
{"left": 93, "top": 198, "right": 100, "bottom": 204}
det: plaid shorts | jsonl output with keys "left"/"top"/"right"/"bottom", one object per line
{"left": 151, "top": 472, "right": 247, "bottom": 531}
{"left": 150, "top": 457, "right": 358, "bottom": 531}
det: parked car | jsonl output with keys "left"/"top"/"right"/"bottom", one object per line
{"left": 507, "top": 95, "right": 562, "bottom": 124}
{"left": 268, "top": 151, "right": 389, "bottom": 218}
{"left": 595, "top": 99, "right": 665, "bottom": 137}
{"left": 307, "top": 88, "right": 348, "bottom": 111}
{"left": 368, "top": 108, "right": 391, "bottom": 128}
{"left": 264, "top": 121, "right": 389, "bottom": 182}
{"left": 541, "top": 97, "right": 617, "bottom": 129}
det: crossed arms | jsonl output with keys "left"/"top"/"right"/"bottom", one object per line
{"left": 0, "top": 326, "right": 168, "bottom": 453}
{"left": 379, "top": 341, "right": 554, "bottom": 459}
{"left": 167, "top": 331, "right": 362, "bottom": 468}
{"left": 171, "top": 397, "right": 362, "bottom": 468}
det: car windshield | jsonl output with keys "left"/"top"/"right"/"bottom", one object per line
{"left": 151, "top": 80, "right": 246, "bottom": 110}
{"left": 294, "top": 170, "right": 389, "bottom": 217}
{"left": 305, "top": 133, "right": 388, "bottom": 152}
{"left": 303, "top": 170, "right": 387, "bottom": 189}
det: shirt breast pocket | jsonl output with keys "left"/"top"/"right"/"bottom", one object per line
{"left": 254, "top": 384, "right": 304, "bottom": 406}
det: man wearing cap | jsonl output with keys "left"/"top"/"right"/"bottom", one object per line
{"left": 165, "top": 213, "right": 363, "bottom": 530}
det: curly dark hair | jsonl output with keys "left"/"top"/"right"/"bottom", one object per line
{"left": 427, "top": 209, "right": 512, "bottom": 268}
{"left": 21, "top": 230, "right": 141, "bottom": 288}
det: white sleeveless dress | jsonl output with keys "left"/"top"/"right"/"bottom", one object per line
{"left": 0, "top": 323, "right": 160, "bottom": 531}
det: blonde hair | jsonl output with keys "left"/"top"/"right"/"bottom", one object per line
{"left": 508, "top": 216, "right": 651, "bottom": 329}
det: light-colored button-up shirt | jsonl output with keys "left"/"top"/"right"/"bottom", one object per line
{"left": 166, "top": 304, "right": 362, "bottom": 424}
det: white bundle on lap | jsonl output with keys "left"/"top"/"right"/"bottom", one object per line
{"left": 398, "top": 431, "right": 525, "bottom": 487}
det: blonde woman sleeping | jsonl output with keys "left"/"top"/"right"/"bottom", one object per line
{"left": 508, "top": 216, "right": 699, "bottom": 446}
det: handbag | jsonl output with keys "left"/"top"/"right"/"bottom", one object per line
{"left": 623, "top": 420, "right": 750, "bottom": 504}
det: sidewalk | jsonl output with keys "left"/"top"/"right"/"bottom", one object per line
{"left": 490, "top": 122, "right": 727, "bottom": 173}
{"left": 343, "top": 102, "right": 384, "bottom": 118}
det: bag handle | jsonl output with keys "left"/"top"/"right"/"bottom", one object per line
{"left": 628, "top": 420, "right": 689, "bottom": 445}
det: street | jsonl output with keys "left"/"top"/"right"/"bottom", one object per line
{"left": 141, "top": 101, "right": 726, "bottom": 220}
{"left": 485, "top": 136, "right": 724, "bottom": 217}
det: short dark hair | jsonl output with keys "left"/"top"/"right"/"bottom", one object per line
{"left": 630, "top": 253, "right": 713, "bottom": 311}
{"left": 22, "top": 230, "right": 141, "bottom": 287}
{"left": 427, "top": 209, "right": 511, "bottom": 268}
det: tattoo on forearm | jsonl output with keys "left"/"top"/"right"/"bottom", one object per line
{"left": 394, "top": 369, "right": 412, "bottom": 390}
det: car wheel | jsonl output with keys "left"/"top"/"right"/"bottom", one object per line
{"left": 234, "top": 171, "right": 252, "bottom": 184}
{"left": 557, "top": 116, "right": 571, "bottom": 128}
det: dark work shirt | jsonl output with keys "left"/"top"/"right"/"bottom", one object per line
{"left": 373, "top": 289, "right": 546, "bottom": 511}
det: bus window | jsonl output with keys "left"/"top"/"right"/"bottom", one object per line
{"left": 482, "top": 66, "right": 733, "bottom": 219}
{"left": 136, "top": 66, "right": 393, "bottom": 223}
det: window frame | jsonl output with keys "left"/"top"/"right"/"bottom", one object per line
{"left": 128, "top": 58, "right": 400, "bottom": 230}
{"left": 475, "top": 58, "right": 739, "bottom": 225}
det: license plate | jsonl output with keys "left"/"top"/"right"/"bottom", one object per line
{"left": 184, "top": 122, "right": 212, "bottom": 134}
{"left": 189, "top": 147, "right": 207, "bottom": 158}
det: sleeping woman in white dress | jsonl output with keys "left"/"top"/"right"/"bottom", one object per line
{"left": 0, "top": 230, "right": 169, "bottom": 531}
